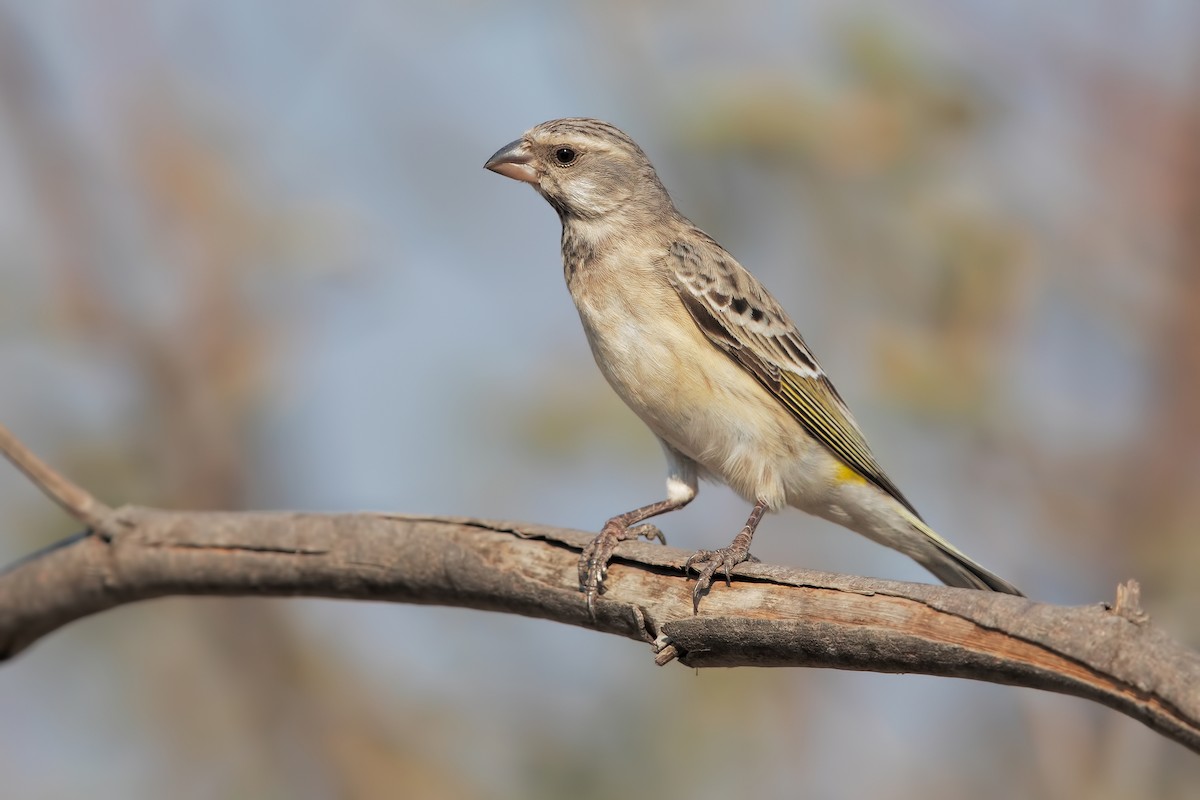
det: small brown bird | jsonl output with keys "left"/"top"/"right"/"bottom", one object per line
{"left": 485, "top": 118, "right": 1022, "bottom": 613}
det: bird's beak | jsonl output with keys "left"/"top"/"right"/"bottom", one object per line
{"left": 484, "top": 138, "right": 538, "bottom": 184}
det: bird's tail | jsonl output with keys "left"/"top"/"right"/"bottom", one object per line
{"left": 902, "top": 512, "right": 1024, "bottom": 596}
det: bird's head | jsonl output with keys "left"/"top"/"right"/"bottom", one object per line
{"left": 484, "top": 118, "right": 675, "bottom": 222}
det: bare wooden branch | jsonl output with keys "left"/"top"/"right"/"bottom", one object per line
{"left": 1, "top": 427, "right": 1198, "bottom": 755}
{"left": 0, "top": 506, "right": 1197, "bottom": 753}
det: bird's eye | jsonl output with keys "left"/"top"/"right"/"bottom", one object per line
{"left": 554, "top": 147, "right": 577, "bottom": 165}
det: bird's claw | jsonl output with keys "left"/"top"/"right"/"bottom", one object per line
{"left": 627, "top": 523, "right": 666, "bottom": 546}
{"left": 683, "top": 543, "right": 753, "bottom": 613}
{"left": 579, "top": 522, "right": 666, "bottom": 618}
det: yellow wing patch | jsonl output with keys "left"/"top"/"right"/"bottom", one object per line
{"left": 834, "top": 462, "right": 868, "bottom": 486}
{"left": 668, "top": 234, "right": 923, "bottom": 520}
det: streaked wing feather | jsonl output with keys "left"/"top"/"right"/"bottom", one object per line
{"left": 668, "top": 236, "right": 921, "bottom": 519}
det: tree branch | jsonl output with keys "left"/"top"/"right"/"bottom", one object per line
{"left": 0, "top": 422, "right": 112, "bottom": 530}
{"left": 1, "top": 426, "right": 1198, "bottom": 756}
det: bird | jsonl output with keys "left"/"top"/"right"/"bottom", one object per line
{"left": 484, "top": 117, "right": 1022, "bottom": 613}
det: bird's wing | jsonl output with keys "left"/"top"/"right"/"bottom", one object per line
{"left": 666, "top": 234, "right": 921, "bottom": 519}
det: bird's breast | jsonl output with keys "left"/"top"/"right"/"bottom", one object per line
{"left": 568, "top": 261, "right": 692, "bottom": 417}
{"left": 563, "top": 248, "right": 817, "bottom": 506}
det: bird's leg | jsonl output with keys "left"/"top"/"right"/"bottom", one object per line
{"left": 684, "top": 498, "right": 768, "bottom": 613}
{"left": 580, "top": 497, "right": 686, "bottom": 616}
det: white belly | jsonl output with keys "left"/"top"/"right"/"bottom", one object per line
{"left": 569, "top": 269, "right": 828, "bottom": 509}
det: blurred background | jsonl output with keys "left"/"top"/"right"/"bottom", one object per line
{"left": 0, "top": 1, "right": 1197, "bottom": 798}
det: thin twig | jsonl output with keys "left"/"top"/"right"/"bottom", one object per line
{"left": 0, "top": 422, "right": 112, "bottom": 530}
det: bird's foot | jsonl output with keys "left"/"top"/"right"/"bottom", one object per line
{"left": 579, "top": 522, "right": 665, "bottom": 617}
{"left": 683, "top": 533, "right": 755, "bottom": 613}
